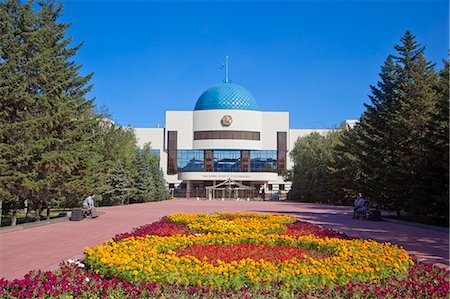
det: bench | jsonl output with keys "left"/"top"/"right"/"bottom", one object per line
{"left": 356, "top": 208, "right": 381, "bottom": 221}
{"left": 70, "top": 208, "right": 84, "bottom": 221}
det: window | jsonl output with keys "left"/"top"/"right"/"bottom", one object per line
{"left": 194, "top": 131, "right": 260, "bottom": 140}
{"left": 249, "top": 150, "right": 277, "bottom": 172}
{"left": 177, "top": 150, "right": 204, "bottom": 172}
{"left": 268, "top": 184, "right": 273, "bottom": 191}
{"left": 279, "top": 184, "right": 285, "bottom": 191}
{"left": 176, "top": 150, "right": 279, "bottom": 173}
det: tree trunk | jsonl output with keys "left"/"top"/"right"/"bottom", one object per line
{"left": 24, "top": 199, "right": 30, "bottom": 222}
{"left": 0, "top": 199, "right": 3, "bottom": 227}
{"left": 396, "top": 209, "right": 401, "bottom": 217}
{"left": 46, "top": 206, "right": 50, "bottom": 221}
{"left": 11, "top": 209, "right": 17, "bottom": 226}
{"left": 36, "top": 205, "right": 41, "bottom": 221}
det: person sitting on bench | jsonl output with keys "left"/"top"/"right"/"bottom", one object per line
{"left": 356, "top": 199, "right": 370, "bottom": 218}
{"left": 353, "top": 193, "right": 365, "bottom": 219}
{"left": 82, "top": 193, "right": 96, "bottom": 216}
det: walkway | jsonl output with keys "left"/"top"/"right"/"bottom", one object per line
{"left": 0, "top": 200, "right": 448, "bottom": 280}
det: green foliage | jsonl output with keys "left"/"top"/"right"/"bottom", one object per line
{"left": 102, "top": 160, "right": 131, "bottom": 206}
{"left": 330, "top": 32, "right": 448, "bottom": 221}
{"left": 0, "top": 0, "right": 169, "bottom": 220}
{"left": 0, "top": 0, "right": 96, "bottom": 213}
{"left": 290, "top": 32, "right": 448, "bottom": 224}
{"left": 288, "top": 131, "right": 341, "bottom": 203}
{"left": 133, "top": 144, "right": 157, "bottom": 203}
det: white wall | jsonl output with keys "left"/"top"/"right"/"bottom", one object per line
{"left": 133, "top": 127, "right": 168, "bottom": 178}
{"left": 193, "top": 109, "right": 262, "bottom": 150}
{"left": 165, "top": 111, "right": 194, "bottom": 150}
{"left": 134, "top": 128, "right": 164, "bottom": 149}
{"left": 261, "top": 112, "right": 290, "bottom": 150}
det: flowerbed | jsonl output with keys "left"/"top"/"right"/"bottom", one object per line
{"left": 84, "top": 213, "right": 413, "bottom": 291}
{"left": 0, "top": 212, "right": 449, "bottom": 298}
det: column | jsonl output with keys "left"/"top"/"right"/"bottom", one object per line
{"left": 186, "top": 180, "right": 191, "bottom": 199}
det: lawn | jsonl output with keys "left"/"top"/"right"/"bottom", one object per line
{"left": 0, "top": 213, "right": 448, "bottom": 298}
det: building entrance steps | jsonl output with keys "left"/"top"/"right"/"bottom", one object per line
{"left": 0, "top": 200, "right": 448, "bottom": 280}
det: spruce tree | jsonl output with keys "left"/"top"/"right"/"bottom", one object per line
{"left": 329, "top": 126, "right": 364, "bottom": 205}
{"left": 151, "top": 159, "right": 168, "bottom": 201}
{"left": 0, "top": 0, "right": 30, "bottom": 223}
{"left": 1, "top": 0, "right": 97, "bottom": 219}
{"left": 355, "top": 55, "right": 405, "bottom": 213}
{"left": 333, "top": 31, "right": 447, "bottom": 221}
{"left": 103, "top": 160, "right": 131, "bottom": 205}
{"left": 133, "top": 145, "right": 156, "bottom": 202}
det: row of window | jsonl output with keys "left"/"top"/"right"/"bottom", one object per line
{"left": 267, "top": 184, "right": 285, "bottom": 191}
{"left": 177, "top": 150, "right": 278, "bottom": 173}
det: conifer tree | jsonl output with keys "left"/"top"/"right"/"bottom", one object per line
{"left": 133, "top": 144, "right": 157, "bottom": 202}
{"left": 353, "top": 54, "right": 405, "bottom": 213}
{"left": 1, "top": 0, "right": 97, "bottom": 220}
{"left": 151, "top": 158, "right": 168, "bottom": 201}
{"left": 0, "top": 0, "right": 30, "bottom": 223}
{"left": 102, "top": 160, "right": 131, "bottom": 205}
{"left": 329, "top": 126, "right": 364, "bottom": 205}
{"left": 332, "top": 31, "right": 447, "bottom": 221}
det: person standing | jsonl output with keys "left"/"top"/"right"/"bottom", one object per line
{"left": 353, "top": 193, "right": 365, "bottom": 219}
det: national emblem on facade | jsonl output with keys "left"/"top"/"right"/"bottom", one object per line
{"left": 221, "top": 115, "right": 233, "bottom": 127}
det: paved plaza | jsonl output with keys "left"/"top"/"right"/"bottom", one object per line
{"left": 0, "top": 200, "right": 448, "bottom": 280}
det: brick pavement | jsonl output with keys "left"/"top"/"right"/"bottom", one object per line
{"left": 0, "top": 199, "right": 448, "bottom": 280}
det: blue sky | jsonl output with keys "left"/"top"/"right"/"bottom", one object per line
{"left": 62, "top": 0, "right": 448, "bottom": 129}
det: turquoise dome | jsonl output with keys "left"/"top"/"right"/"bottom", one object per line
{"left": 195, "top": 83, "right": 259, "bottom": 111}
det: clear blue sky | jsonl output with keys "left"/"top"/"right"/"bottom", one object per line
{"left": 62, "top": 0, "right": 448, "bottom": 129}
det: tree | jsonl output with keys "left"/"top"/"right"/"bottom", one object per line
{"left": 345, "top": 54, "right": 406, "bottom": 213}
{"left": 133, "top": 144, "right": 156, "bottom": 203}
{"left": 332, "top": 32, "right": 448, "bottom": 222}
{"left": 151, "top": 157, "right": 168, "bottom": 201}
{"left": 288, "top": 131, "right": 341, "bottom": 203}
{"left": 102, "top": 160, "right": 131, "bottom": 205}
{"left": 328, "top": 126, "right": 364, "bottom": 205}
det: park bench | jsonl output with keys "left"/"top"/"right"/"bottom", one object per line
{"left": 70, "top": 207, "right": 98, "bottom": 221}
{"left": 356, "top": 201, "right": 381, "bottom": 221}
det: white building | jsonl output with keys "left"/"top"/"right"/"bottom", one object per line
{"left": 134, "top": 81, "right": 351, "bottom": 199}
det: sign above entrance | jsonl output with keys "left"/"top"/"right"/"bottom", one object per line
{"left": 178, "top": 171, "right": 280, "bottom": 181}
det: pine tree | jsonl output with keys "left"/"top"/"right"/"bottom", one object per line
{"left": 102, "top": 160, "right": 131, "bottom": 205}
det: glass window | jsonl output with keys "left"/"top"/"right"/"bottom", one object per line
{"left": 279, "top": 184, "right": 285, "bottom": 191}
{"left": 214, "top": 150, "right": 241, "bottom": 172}
{"left": 250, "top": 150, "right": 277, "bottom": 172}
{"left": 176, "top": 150, "right": 278, "bottom": 173}
{"left": 177, "top": 150, "right": 204, "bottom": 172}
{"left": 268, "top": 184, "right": 273, "bottom": 191}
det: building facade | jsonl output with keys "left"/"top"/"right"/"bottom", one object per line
{"left": 134, "top": 82, "right": 348, "bottom": 199}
